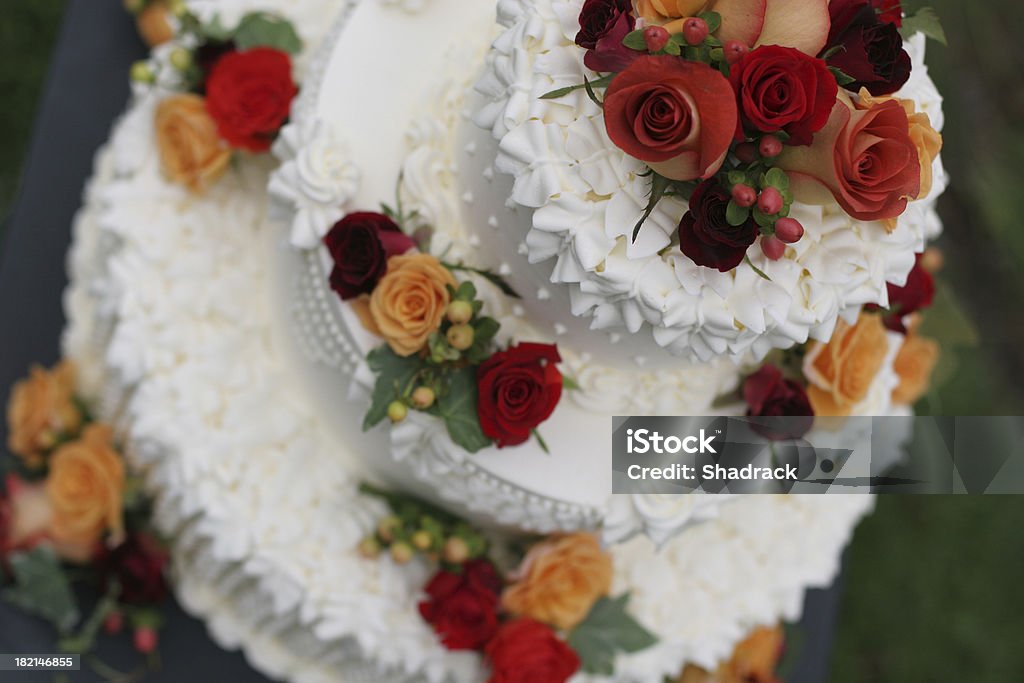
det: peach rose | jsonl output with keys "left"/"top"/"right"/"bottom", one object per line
{"left": 858, "top": 88, "right": 943, "bottom": 200}
{"left": 6, "top": 361, "right": 82, "bottom": 467}
{"left": 136, "top": 1, "right": 175, "bottom": 48}
{"left": 501, "top": 533, "right": 613, "bottom": 631}
{"left": 778, "top": 93, "right": 921, "bottom": 222}
{"left": 675, "top": 625, "right": 784, "bottom": 683}
{"left": 369, "top": 254, "right": 457, "bottom": 357}
{"left": 803, "top": 313, "right": 890, "bottom": 417}
{"left": 892, "top": 333, "right": 939, "bottom": 405}
{"left": 155, "top": 94, "right": 232, "bottom": 193}
{"left": 1, "top": 474, "right": 102, "bottom": 565}
{"left": 46, "top": 424, "right": 125, "bottom": 550}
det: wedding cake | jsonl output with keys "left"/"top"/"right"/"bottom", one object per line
{"left": 58, "top": 0, "right": 947, "bottom": 680}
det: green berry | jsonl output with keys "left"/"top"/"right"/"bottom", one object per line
{"left": 446, "top": 300, "right": 474, "bottom": 325}
{"left": 442, "top": 537, "right": 470, "bottom": 564}
{"left": 411, "top": 530, "right": 433, "bottom": 551}
{"left": 169, "top": 47, "right": 192, "bottom": 71}
{"left": 358, "top": 536, "right": 381, "bottom": 559}
{"left": 387, "top": 401, "right": 408, "bottom": 423}
{"left": 390, "top": 542, "right": 414, "bottom": 565}
{"left": 377, "top": 515, "right": 401, "bottom": 542}
{"left": 130, "top": 60, "right": 155, "bottom": 84}
{"left": 411, "top": 386, "right": 436, "bottom": 410}
{"left": 447, "top": 324, "right": 475, "bottom": 351}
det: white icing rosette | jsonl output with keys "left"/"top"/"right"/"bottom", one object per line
{"left": 473, "top": 0, "right": 947, "bottom": 363}
{"left": 270, "top": 117, "right": 361, "bottom": 248}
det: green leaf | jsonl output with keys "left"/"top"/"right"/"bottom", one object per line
{"left": 201, "top": 15, "right": 234, "bottom": 43}
{"left": 363, "top": 346, "right": 424, "bottom": 430}
{"left": 663, "top": 41, "right": 682, "bottom": 56}
{"left": 751, "top": 206, "right": 774, "bottom": 228}
{"left": 3, "top": 547, "right": 80, "bottom": 634}
{"left": 455, "top": 280, "right": 478, "bottom": 301}
{"left": 763, "top": 167, "right": 789, "bottom": 191}
{"left": 829, "top": 66, "right": 857, "bottom": 87}
{"left": 583, "top": 75, "right": 604, "bottom": 108}
{"left": 726, "top": 200, "right": 751, "bottom": 227}
{"left": 698, "top": 11, "right": 722, "bottom": 34}
{"left": 632, "top": 172, "right": 672, "bottom": 242}
{"left": 567, "top": 594, "right": 657, "bottom": 675}
{"left": 540, "top": 75, "right": 615, "bottom": 100}
{"left": 900, "top": 7, "right": 947, "bottom": 46}
{"left": 437, "top": 367, "right": 492, "bottom": 453}
{"left": 233, "top": 12, "right": 303, "bottom": 53}
{"left": 622, "top": 29, "right": 648, "bottom": 51}
{"left": 562, "top": 374, "right": 581, "bottom": 391}
{"left": 464, "top": 317, "right": 501, "bottom": 364}
{"left": 745, "top": 254, "right": 773, "bottom": 281}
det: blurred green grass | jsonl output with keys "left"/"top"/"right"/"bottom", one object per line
{"left": 0, "top": 1, "right": 1022, "bottom": 682}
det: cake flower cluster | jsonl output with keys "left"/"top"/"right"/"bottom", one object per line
{"left": 324, "top": 209, "right": 566, "bottom": 453}
{"left": 126, "top": 1, "right": 301, "bottom": 193}
{"left": 549, "top": 0, "right": 943, "bottom": 273}
{"left": 742, "top": 251, "right": 941, "bottom": 432}
{"left": 2, "top": 361, "right": 170, "bottom": 670}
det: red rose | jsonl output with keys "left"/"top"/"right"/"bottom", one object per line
{"left": 744, "top": 365, "right": 814, "bottom": 440}
{"left": 603, "top": 56, "right": 737, "bottom": 181}
{"left": 477, "top": 343, "right": 562, "bottom": 448}
{"left": 730, "top": 46, "right": 837, "bottom": 146}
{"left": 777, "top": 96, "right": 920, "bottom": 222}
{"left": 323, "top": 212, "right": 416, "bottom": 300}
{"left": 824, "top": 0, "right": 910, "bottom": 96}
{"left": 419, "top": 560, "right": 503, "bottom": 651}
{"left": 882, "top": 253, "right": 935, "bottom": 332}
{"left": 575, "top": 0, "right": 641, "bottom": 73}
{"left": 205, "top": 48, "right": 298, "bottom": 152}
{"left": 678, "top": 180, "right": 758, "bottom": 272}
{"left": 485, "top": 618, "right": 579, "bottom": 683}
{"left": 872, "top": 0, "right": 903, "bottom": 27}
{"left": 99, "top": 532, "right": 169, "bottom": 605}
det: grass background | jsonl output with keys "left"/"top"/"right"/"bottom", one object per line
{"left": 1, "top": 1, "right": 1022, "bottom": 681}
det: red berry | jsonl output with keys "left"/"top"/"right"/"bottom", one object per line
{"left": 761, "top": 236, "right": 787, "bottom": 261}
{"left": 734, "top": 142, "right": 759, "bottom": 164}
{"left": 723, "top": 40, "right": 749, "bottom": 65}
{"left": 682, "top": 18, "right": 709, "bottom": 46}
{"left": 774, "top": 217, "right": 805, "bottom": 244}
{"left": 759, "top": 135, "right": 783, "bottom": 158}
{"left": 103, "top": 611, "right": 124, "bottom": 635}
{"left": 731, "top": 184, "right": 757, "bottom": 208}
{"left": 643, "top": 26, "right": 670, "bottom": 53}
{"left": 757, "top": 187, "right": 784, "bottom": 215}
{"left": 134, "top": 627, "right": 158, "bottom": 654}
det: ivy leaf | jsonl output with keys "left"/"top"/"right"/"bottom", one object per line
{"left": 2, "top": 547, "right": 80, "bottom": 635}
{"left": 363, "top": 346, "right": 424, "bottom": 430}
{"left": 900, "top": 7, "right": 947, "bottom": 46}
{"left": 726, "top": 200, "right": 751, "bottom": 227}
{"left": 437, "top": 366, "right": 492, "bottom": 453}
{"left": 233, "top": 12, "right": 303, "bottom": 53}
{"left": 567, "top": 594, "right": 657, "bottom": 675}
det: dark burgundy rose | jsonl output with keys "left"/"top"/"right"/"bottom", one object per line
{"left": 99, "top": 533, "right": 169, "bottom": 605}
{"left": 744, "top": 365, "right": 814, "bottom": 440}
{"left": 872, "top": 0, "right": 903, "bottom": 27}
{"left": 881, "top": 253, "right": 935, "bottom": 332}
{"left": 418, "top": 560, "right": 503, "bottom": 651}
{"left": 678, "top": 180, "right": 758, "bottom": 272}
{"left": 323, "top": 212, "right": 416, "bottom": 300}
{"left": 730, "top": 46, "right": 837, "bottom": 146}
{"left": 575, "top": 0, "right": 641, "bottom": 73}
{"left": 485, "top": 618, "right": 580, "bottom": 683}
{"left": 824, "top": 0, "right": 911, "bottom": 96}
{"left": 477, "top": 343, "right": 563, "bottom": 448}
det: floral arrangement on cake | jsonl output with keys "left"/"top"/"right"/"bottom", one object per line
{"left": 547, "top": 0, "right": 944, "bottom": 272}
{"left": 2, "top": 362, "right": 170, "bottom": 671}
{"left": 125, "top": 0, "right": 302, "bottom": 193}
{"left": 323, "top": 201, "right": 570, "bottom": 452}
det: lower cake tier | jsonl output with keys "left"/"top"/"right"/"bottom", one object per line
{"left": 61, "top": 0, "right": 875, "bottom": 681}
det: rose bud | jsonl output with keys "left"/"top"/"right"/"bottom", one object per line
{"left": 133, "top": 627, "right": 158, "bottom": 654}
{"left": 643, "top": 25, "right": 671, "bottom": 52}
{"left": 759, "top": 135, "right": 783, "bottom": 158}
{"left": 387, "top": 401, "right": 408, "bottom": 423}
{"left": 443, "top": 537, "right": 471, "bottom": 565}
{"left": 774, "top": 217, "right": 805, "bottom": 244}
{"left": 731, "top": 184, "right": 757, "bottom": 208}
{"left": 682, "top": 17, "right": 709, "bottom": 45}
{"left": 411, "top": 386, "right": 436, "bottom": 410}
{"left": 391, "top": 542, "right": 415, "bottom": 565}
{"left": 761, "top": 235, "right": 787, "bottom": 260}
{"left": 757, "top": 187, "right": 784, "bottom": 215}
{"left": 723, "top": 40, "right": 749, "bottom": 65}
{"left": 447, "top": 324, "right": 475, "bottom": 351}
{"left": 446, "top": 300, "right": 473, "bottom": 325}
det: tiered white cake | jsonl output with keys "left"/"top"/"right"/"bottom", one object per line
{"left": 60, "top": 0, "right": 945, "bottom": 680}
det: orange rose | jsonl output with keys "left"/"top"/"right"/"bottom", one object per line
{"left": 6, "top": 361, "right": 82, "bottom": 467}
{"left": 858, "top": 88, "right": 943, "bottom": 201}
{"left": 136, "top": 1, "right": 175, "bottom": 48}
{"left": 46, "top": 424, "right": 125, "bottom": 550}
{"left": 675, "top": 625, "right": 784, "bottom": 683}
{"left": 803, "top": 313, "right": 890, "bottom": 417}
{"left": 369, "top": 254, "right": 457, "bottom": 357}
{"left": 501, "top": 533, "right": 613, "bottom": 631}
{"left": 892, "top": 333, "right": 939, "bottom": 405}
{"left": 155, "top": 94, "right": 232, "bottom": 193}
